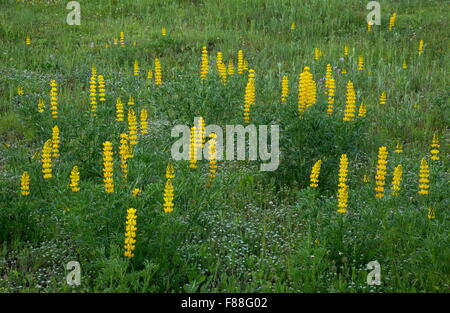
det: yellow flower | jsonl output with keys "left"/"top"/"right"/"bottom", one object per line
{"left": 98, "top": 75, "right": 106, "bottom": 102}
{"left": 427, "top": 207, "right": 435, "bottom": 219}
{"left": 217, "top": 52, "right": 227, "bottom": 85}
{"left": 166, "top": 163, "right": 175, "bottom": 179}
{"left": 200, "top": 46, "right": 209, "bottom": 81}
{"left": 17, "top": 87, "right": 24, "bottom": 96}
{"left": 133, "top": 60, "right": 139, "bottom": 76}
{"left": 402, "top": 61, "right": 408, "bottom": 69}
{"left": 25, "top": 36, "right": 31, "bottom": 45}
{"left": 430, "top": 134, "right": 440, "bottom": 161}
{"left": 131, "top": 188, "right": 141, "bottom": 197}
{"left": 140, "top": 109, "right": 148, "bottom": 136}
{"left": 243, "top": 69, "right": 256, "bottom": 123}
{"left": 20, "top": 171, "right": 30, "bottom": 196}
{"left": 363, "top": 175, "right": 370, "bottom": 183}
{"left": 163, "top": 180, "right": 174, "bottom": 213}
{"left": 102, "top": 141, "right": 114, "bottom": 193}
{"left": 113, "top": 38, "right": 118, "bottom": 45}
{"left": 161, "top": 27, "right": 167, "bottom": 36}
{"left": 343, "top": 81, "right": 356, "bottom": 122}
{"left": 41, "top": 139, "right": 53, "bottom": 179}
{"left": 297, "top": 66, "right": 316, "bottom": 115}
{"left": 291, "top": 22, "right": 296, "bottom": 30}
{"left": 50, "top": 80, "right": 58, "bottom": 119}
{"left": 309, "top": 160, "right": 322, "bottom": 188}
{"left": 418, "top": 158, "right": 429, "bottom": 195}
{"left": 154, "top": 58, "right": 162, "bottom": 85}
{"left": 418, "top": 40, "right": 424, "bottom": 55}
{"left": 69, "top": 165, "right": 80, "bottom": 192}
{"left": 391, "top": 164, "right": 402, "bottom": 196}
{"left": 326, "top": 75, "right": 336, "bottom": 115}
{"left": 374, "top": 146, "right": 388, "bottom": 198}
{"left": 147, "top": 68, "right": 153, "bottom": 80}
{"left": 119, "top": 31, "right": 125, "bottom": 47}
{"left": 127, "top": 108, "right": 138, "bottom": 147}
{"left": 358, "top": 102, "right": 367, "bottom": 117}
{"left": 38, "top": 98, "right": 45, "bottom": 113}
{"left": 394, "top": 142, "right": 403, "bottom": 153}
{"left": 343, "top": 45, "right": 349, "bottom": 57}
{"left": 189, "top": 126, "right": 198, "bottom": 169}
{"left": 388, "top": 12, "right": 397, "bottom": 31}
{"left": 379, "top": 91, "right": 386, "bottom": 105}
{"left": 89, "top": 71, "right": 97, "bottom": 116}
{"left": 227, "top": 59, "right": 234, "bottom": 75}
{"left": 281, "top": 75, "right": 289, "bottom": 103}
{"left": 314, "top": 48, "right": 321, "bottom": 61}
{"left": 207, "top": 133, "right": 218, "bottom": 185}
{"left": 237, "top": 50, "right": 244, "bottom": 74}
{"left": 337, "top": 154, "right": 349, "bottom": 213}
{"left": 119, "top": 133, "right": 130, "bottom": 178}
{"left": 116, "top": 97, "right": 124, "bottom": 121}
{"left": 367, "top": 22, "right": 372, "bottom": 32}
{"left": 124, "top": 208, "right": 137, "bottom": 258}
{"left": 51, "top": 125, "right": 60, "bottom": 159}
{"left": 358, "top": 55, "right": 364, "bottom": 71}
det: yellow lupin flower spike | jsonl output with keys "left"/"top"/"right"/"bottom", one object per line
{"left": 154, "top": 58, "right": 162, "bottom": 85}
{"left": 309, "top": 160, "right": 322, "bottom": 188}
{"left": 25, "top": 36, "right": 31, "bottom": 45}
{"left": 161, "top": 27, "right": 167, "bottom": 36}
{"left": 402, "top": 61, "right": 408, "bottom": 69}
{"left": 189, "top": 126, "right": 198, "bottom": 169}
{"left": 20, "top": 171, "right": 30, "bottom": 196}
{"left": 418, "top": 158, "right": 430, "bottom": 195}
{"left": 237, "top": 50, "right": 244, "bottom": 74}
{"left": 200, "top": 46, "right": 209, "bottom": 81}
{"left": 243, "top": 69, "right": 256, "bottom": 124}
{"left": 119, "top": 133, "right": 130, "bottom": 178}
{"left": 17, "top": 87, "right": 24, "bottom": 95}
{"left": 358, "top": 55, "right": 364, "bottom": 71}
{"left": 49, "top": 80, "right": 58, "bottom": 119}
{"left": 297, "top": 66, "right": 316, "bottom": 115}
{"left": 337, "top": 154, "right": 349, "bottom": 214}
{"left": 140, "top": 109, "right": 149, "bottom": 136}
{"left": 133, "top": 60, "right": 139, "bottom": 76}
{"left": 207, "top": 133, "right": 218, "bottom": 185}
{"left": 116, "top": 97, "right": 124, "bottom": 121}
{"left": 343, "top": 81, "right": 356, "bottom": 121}
{"left": 430, "top": 134, "right": 440, "bottom": 161}
{"left": 394, "top": 141, "right": 403, "bottom": 153}
{"left": 41, "top": 139, "right": 53, "bottom": 179}
{"left": 227, "top": 59, "right": 234, "bottom": 75}
{"left": 281, "top": 75, "right": 289, "bottom": 103}
{"left": 127, "top": 108, "right": 138, "bottom": 147}
{"left": 89, "top": 71, "right": 97, "bottom": 116}
{"left": 379, "top": 91, "right": 387, "bottom": 105}
{"left": 119, "top": 31, "right": 125, "bottom": 47}
{"left": 427, "top": 207, "right": 435, "bottom": 219}
{"left": 124, "top": 208, "right": 137, "bottom": 258}
{"left": 132, "top": 188, "right": 141, "bottom": 197}
{"left": 166, "top": 163, "right": 175, "bottom": 179}
{"left": 358, "top": 102, "right": 367, "bottom": 117}
{"left": 391, "top": 164, "right": 403, "bottom": 196}
{"left": 38, "top": 98, "right": 45, "bottom": 112}
{"left": 388, "top": 12, "right": 397, "bottom": 31}
{"left": 102, "top": 141, "right": 114, "bottom": 193}
{"left": 98, "top": 75, "right": 106, "bottom": 102}
{"left": 374, "top": 146, "right": 388, "bottom": 198}
{"left": 69, "top": 165, "right": 80, "bottom": 192}
{"left": 51, "top": 125, "right": 60, "bottom": 159}
{"left": 163, "top": 180, "right": 174, "bottom": 213}
{"left": 418, "top": 40, "right": 424, "bottom": 55}
{"left": 291, "top": 22, "right": 296, "bottom": 30}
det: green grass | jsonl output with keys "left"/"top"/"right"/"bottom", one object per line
{"left": 0, "top": 0, "right": 448, "bottom": 292}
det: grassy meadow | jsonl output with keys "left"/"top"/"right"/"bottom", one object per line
{"left": 0, "top": 0, "right": 449, "bottom": 292}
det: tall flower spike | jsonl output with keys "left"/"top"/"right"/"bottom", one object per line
{"left": 358, "top": 55, "right": 364, "bottom": 71}
{"left": 374, "top": 146, "right": 388, "bottom": 198}
{"left": 127, "top": 108, "right": 138, "bottom": 147}
{"left": 20, "top": 171, "right": 30, "bottom": 196}
{"left": 243, "top": 69, "right": 256, "bottom": 123}
{"left": 314, "top": 48, "right": 321, "bottom": 61}
{"left": 343, "top": 81, "right": 356, "bottom": 121}
{"left": 327, "top": 77, "right": 336, "bottom": 115}
{"left": 89, "top": 71, "right": 97, "bottom": 116}
{"left": 391, "top": 164, "right": 402, "bottom": 196}
{"left": 427, "top": 207, "right": 435, "bottom": 219}
{"left": 358, "top": 102, "right": 367, "bottom": 117}
{"left": 297, "top": 66, "right": 315, "bottom": 114}
{"left": 281, "top": 75, "right": 289, "bottom": 103}
{"left": 394, "top": 141, "right": 403, "bottom": 153}
{"left": 49, "top": 80, "right": 58, "bottom": 119}
{"left": 38, "top": 98, "right": 45, "bottom": 113}
{"left": 344, "top": 45, "right": 349, "bottom": 57}
{"left": 25, "top": 36, "right": 31, "bottom": 45}
{"left": 388, "top": 12, "right": 397, "bottom": 31}
{"left": 418, "top": 40, "right": 424, "bottom": 55}
{"left": 69, "top": 165, "right": 80, "bottom": 192}
{"left": 133, "top": 60, "right": 139, "bottom": 76}
{"left": 379, "top": 91, "right": 387, "bottom": 105}
{"left": 51, "top": 125, "right": 60, "bottom": 158}
{"left": 310, "top": 160, "right": 322, "bottom": 188}
{"left": 207, "top": 133, "right": 218, "bottom": 185}
{"left": 337, "top": 154, "right": 349, "bottom": 213}
{"left": 227, "top": 59, "right": 234, "bottom": 75}
{"left": 124, "top": 208, "right": 137, "bottom": 258}
{"left": 418, "top": 158, "right": 430, "bottom": 195}
{"left": 140, "top": 109, "right": 148, "bottom": 136}
{"left": 116, "top": 97, "right": 124, "bottom": 121}
{"left": 102, "top": 141, "right": 114, "bottom": 193}
{"left": 154, "top": 58, "right": 162, "bottom": 85}
{"left": 161, "top": 27, "right": 167, "bottom": 36}
{"left": 119, "top": 133, "right": 129, "bottom": 178}
{"left": 430, "top": 134, "right": 440, "bottom": 161}
{"left": 237, "top": 50, "right": 244, "bottom": 74}
{"left": 200, "top": 46, "right": 209, "bottom": 81}
{"left": 163, "top": 180, "right": 174, "bottom": 213}
{"left": 98, "top": 75, "right": 106, "bottom": 102}
{"left": 189, "top": 126, "right": 197, "bottom": 169}
{"left": 166, "top": 163, "right": 175, "bottom": 179}
{"left": 41, "top": 139, "right": 53, "bottom": 179}
{"left": 147, "top": 68, "right": 153, "bottom": 80}
{"left": 128, "top": 96, "right": 135, "bottom": 106}
{"left": 119, "top": 31, "right": 125, "bottom": 47}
